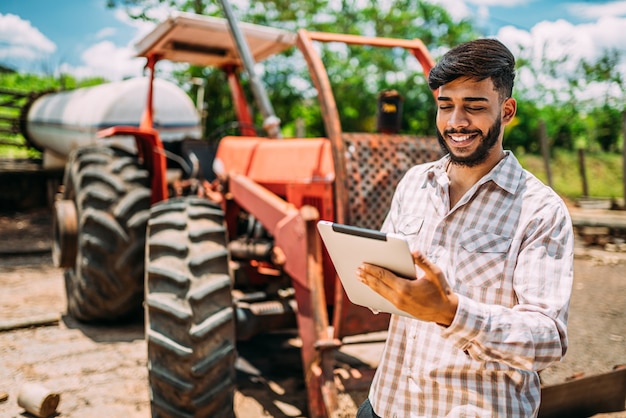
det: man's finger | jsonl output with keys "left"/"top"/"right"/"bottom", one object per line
{"left": 411, "top": 251, "right": 450, "bottom": 297}
{"left": 361, "top": 263, "right": 384, "bottom": 278}
{"left": 412, "top": 250, "right": 439, "bottom": 275}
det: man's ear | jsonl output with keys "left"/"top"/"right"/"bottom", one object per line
{"left": 502, "top": 97, "right": 517, "bottom": 124}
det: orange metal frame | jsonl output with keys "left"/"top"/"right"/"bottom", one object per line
{"left": 97, "top": 54, "right": 168, "bottom": 204}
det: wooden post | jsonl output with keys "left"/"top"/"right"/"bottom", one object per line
{"left": 578, "top": 148, "right": 589, "bottom": 197}
{"left": 622, "top": 110, "right": 626, "bottom": 209}
{"left": 539, "top": 119, "right": 553, "bottom": 188}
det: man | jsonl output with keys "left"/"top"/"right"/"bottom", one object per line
{"left": 356, "top": 38, "right": 574, "bottom": 417}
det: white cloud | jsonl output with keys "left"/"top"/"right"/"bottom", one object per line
{"left": 497, "top": 16, "right": 626, "bottom": 104}
{"left": 581, "top": 15, "right": 626, "bottom": 56}
{"left": 502, "top": 20, "right": 588, "bottom": 68}
{"left": 424, "top": 0, "right": 473, "bottom": 21}
{"left": 498, "top": 16, "right": 626, "bottom": 70}
{"left": 468, "top": 0, "right": 530, "bottom": 6}
{"left": 567, "top": 0, "right": 626, "bottom": 19}
{"left": 78, "top": 8, "right": 171, "bottom": 81}
{"left": 111, "top": 5, "right": 171, "bottom": 56}
{"left": 0, "top": 13, "right": 56, "bottom": 66}
{"left": 95, "top": 27, "right": 117, "bottom": 40}
{"left": 62, "top": 41, "right": 144, "bottom": 81}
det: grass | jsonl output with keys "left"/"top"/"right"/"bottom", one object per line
{"left": 0, "top": 145, "right": 36, "bottom": 159}
{"left": 0, "top": 135, "right": 39, "bottom": 159}
{"left": 516, "top": 150, "right": 623, "bottom": 202}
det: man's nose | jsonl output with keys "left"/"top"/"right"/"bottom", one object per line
{"left": 447, "top": 108, "right": 470, "bottom": 128}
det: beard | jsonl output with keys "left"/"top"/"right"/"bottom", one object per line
{"left": 437, "top": 117, "right": 502, "bottom": 168}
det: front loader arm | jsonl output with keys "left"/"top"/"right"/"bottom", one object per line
{"left": 227, "top": 172, "right": 339, "bottom": 417}
{"left": 228, "top": 172, "right": 316, "bottom": 287}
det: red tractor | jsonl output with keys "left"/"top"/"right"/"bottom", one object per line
{"left": 51, "top": 11, "right": 441, "bottom": 418}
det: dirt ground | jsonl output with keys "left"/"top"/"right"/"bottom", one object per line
{"left": 0, "top": 208, "right": 625, "bottom": 418}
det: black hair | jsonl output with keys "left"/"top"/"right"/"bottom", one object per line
{"left": 428, "top": 38, "right": 516, "bottom": 100}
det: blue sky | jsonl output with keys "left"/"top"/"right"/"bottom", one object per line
{"left": 1, "top": 0, "right": 626, "bottom": 90}
{"left": 1, "top": 0, "right": 145, "bottom": 79}
{"left": 480, "top": 0, "right": 592, "bottom": 32}
{"left": 1, "top": 1, "right": 133, "bottom": 65}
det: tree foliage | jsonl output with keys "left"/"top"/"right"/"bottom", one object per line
{"left": 106, "top": 0, "right": 479, "bottom": 140}
{"left": 512, "top": 41, "right": 625, "bottom": 154}
{"left": 580, "top": 49, "right": 625, "bottom": 152}
{"left": 0, "top": 72, "right": 105, "bottom": 93}
{"left": 0, "top": 72, "right": 106, "bottom": 157}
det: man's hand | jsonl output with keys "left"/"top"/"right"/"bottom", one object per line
{"left": 356, "top": 250, "right": 458, "bottom": 326}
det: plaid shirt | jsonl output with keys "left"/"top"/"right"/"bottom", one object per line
{"left": 369, "top": 151, "right": 574, "bottom": 417}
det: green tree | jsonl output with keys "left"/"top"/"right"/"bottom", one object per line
{"left": 0, "top": 72, "right": 106, "bottom": 157}
{"left": 513, "top": 43, "right": 579, "bottom": 151}
{"left": 587, "top": 104, "right": 622, "bottom": 152}
{"left": 581, "top": 49, "right": 625, "bottom": 152}
{"left": 107, "top": 0, "right": 480, "bottom": 139}
{"left": 504, "top": 97, "right": 541, "bottom": 154}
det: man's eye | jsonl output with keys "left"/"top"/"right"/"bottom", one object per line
{"left": 467, "top": 107, "right": 485, "bottom": 112}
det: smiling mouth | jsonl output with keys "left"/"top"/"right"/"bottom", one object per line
{"left": 447, "top": 132, "right": 478, "bottom": 145}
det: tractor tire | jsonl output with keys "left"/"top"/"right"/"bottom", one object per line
{"left": 145, "top": 197, "right": 236, "bottom": 418}
{"left": 62, "top": 145, "right": 151, "bottom": 322}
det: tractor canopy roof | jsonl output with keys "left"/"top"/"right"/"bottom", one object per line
{"left": 134, "top": 12, "right": 297, "bottom": 67}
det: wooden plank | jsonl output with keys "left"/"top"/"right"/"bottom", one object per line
{"left": 538, "top": 366, "right": 626, "bottom": 418}
{"left": 0, "top": 158, "right": 62, "bottom": 175}
{"left": 0, "top": 314, "right": 60, "bottom": 332}
{"left": 570, "top": 209, "right": 626, "bottom": 230}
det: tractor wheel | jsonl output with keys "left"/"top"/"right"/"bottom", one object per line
{"left": 145, "top": 197, "right": 236, "bottom": 418}
{"left": 62, "top": 145, "right": 151, "bottom": 322}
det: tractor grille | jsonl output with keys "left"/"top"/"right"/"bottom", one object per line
{"left": 342, "top": 133, "right": 442, "bottom": 230}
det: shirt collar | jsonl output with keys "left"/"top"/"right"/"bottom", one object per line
{"left": 484, "top": 151, "right": 523, "bottom": 195}
{"left": 423, "top": 158, "right": 448, "bottom": 189}
{"left": 424, "top": 150, "right": 523, "bottom": 195}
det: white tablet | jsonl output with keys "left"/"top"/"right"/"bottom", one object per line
{"left": 317, "top": 220, "right": 416, "bottom": 318}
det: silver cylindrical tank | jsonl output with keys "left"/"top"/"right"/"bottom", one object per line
{"left": 24, "top": 77, "right": 201, "bottom": 168}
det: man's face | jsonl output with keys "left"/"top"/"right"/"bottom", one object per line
{"left": 435, "top": 77, "right": 515, "bottom": 168}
